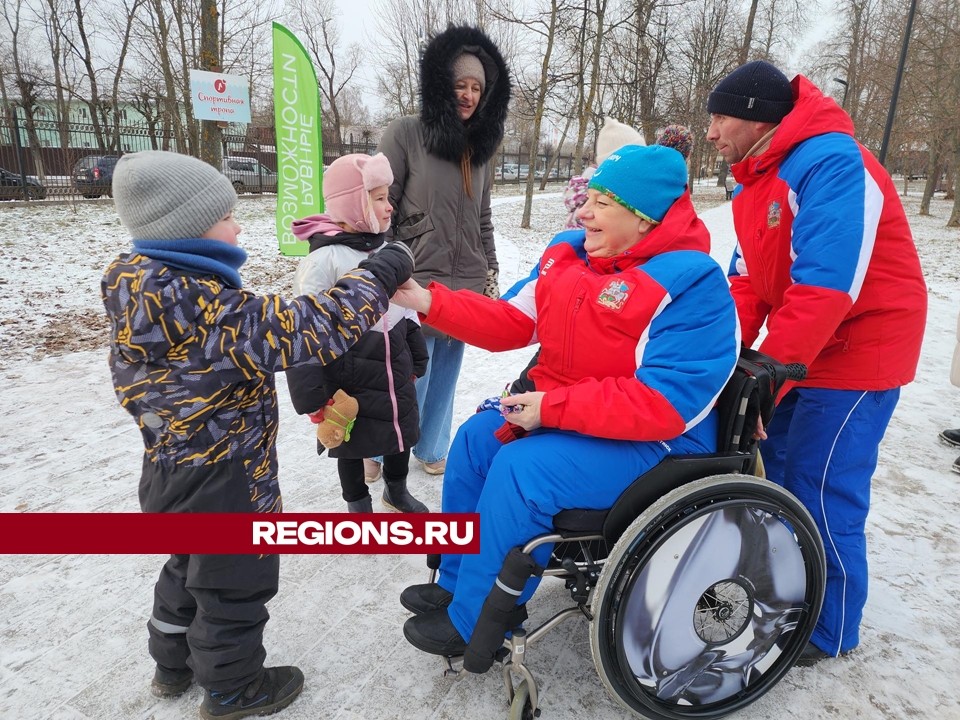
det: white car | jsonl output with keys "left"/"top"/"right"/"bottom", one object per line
{"left": 222, "top": 157, "right": 278, "bottom": 194}
{"left": 497, "top": 163, "right": 519, "bottom": 181}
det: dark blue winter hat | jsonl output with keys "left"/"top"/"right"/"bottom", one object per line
{"left": 588, "top": 144, "right": 687, "bottom": 224}
{"left": 707, "top": 60, "right": 794, "bottom": 123}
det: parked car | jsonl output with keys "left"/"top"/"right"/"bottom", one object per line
{"left": 535, "top": 167, "right": 561, "bottom": 180}
{"left": 497, "top": 163, "right": 519, "bottom": 181}
{"left": 73, "top": 155, "right": 120, "bottom": 198}
{"left": 222, "top": 157, "right": 278, "bottom": 194}
{"left": 0, "top": 167, "right": 46, "bottom": 200}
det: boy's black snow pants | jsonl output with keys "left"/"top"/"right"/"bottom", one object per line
{"left": 139, "top": 454, "right": 280, "bottom": 693}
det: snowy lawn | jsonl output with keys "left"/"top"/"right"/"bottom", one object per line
{"left": 0, "top": 185, "right": 957, "bottom": 719}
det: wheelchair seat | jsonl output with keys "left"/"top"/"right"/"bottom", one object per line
{"left": 552, "top": 346, "right": 780, "bottom": 541}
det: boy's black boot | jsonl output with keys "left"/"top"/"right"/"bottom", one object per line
{"left": 382, "top": 476, "right": 429, "bottom": 513}
{"left": 151, "top": 664, "right": 193, "bottom": 698}
{"left": 199, "top": 666, "right": 304, "bottom": 720}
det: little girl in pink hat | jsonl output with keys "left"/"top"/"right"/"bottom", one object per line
{"left": 285, "top": 153, "right": 430, "bottom": 514}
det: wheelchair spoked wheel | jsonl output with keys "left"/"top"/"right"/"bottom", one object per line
{"left": 589, "top": 474, "right": 825, "bottom": 720}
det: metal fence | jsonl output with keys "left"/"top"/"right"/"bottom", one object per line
{"left": 0, "top": 115, "right": 578, "bottom": 202}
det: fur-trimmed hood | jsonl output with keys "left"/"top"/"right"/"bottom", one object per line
{"left": 419, "top": 25, "right": 511, "bottom": 166}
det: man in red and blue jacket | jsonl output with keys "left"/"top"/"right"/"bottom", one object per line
{"left": 707, "top": 61, "right": 927, "bottom": 664}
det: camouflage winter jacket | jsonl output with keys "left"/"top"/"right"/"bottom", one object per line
{"left": 101, "top": 253, "right": 389, "bottom": 513}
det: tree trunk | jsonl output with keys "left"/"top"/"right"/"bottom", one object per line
{"left": 740, "top": 0, "right": 759, "bottom": 63}
{"left": 539, "top": 115, "right": 572, "bottom": 190}
{"left": 72, "top": 0, "right": 108, "bottom": 150}
{"left": 920, "top": 142, "right": 939, "bottom": 215}
{"left": 521, "top": 0, "right": 559, "bottom": 229}
{"left": 199, "top": 0, "right": 223, "bottom": 167}
{"left": 948, "top": 137, "right": 960, "bottom": 227}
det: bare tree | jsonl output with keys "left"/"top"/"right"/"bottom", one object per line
{"left": 198, "top": 0, "right": 222, "bottom": 166}
{"left": 569, "top": 0, "right": 610, "bottom": 174}
{"left": 491, "top": 0, "right": 565, "bottom": 228}
{"left": 372, "top": 0, "right": 514, "bottom": 119}
{"left": 34, "top": 0, "right": 76, "bottom": 154}
{"left": 667, "top": 0, "right": 741, "bottom": 184}
{"left": 288, "top": 0, "right": 362, "bottom": 144}
{"left": 2, "top": 0, "right": 48, "bottom": 176}
{"left": 602, "top": 0, "right": 670, "bottom": 141}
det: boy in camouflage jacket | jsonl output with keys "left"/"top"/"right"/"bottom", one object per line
{"left": 101, "top": 150, "right": 413, "bottom": 720}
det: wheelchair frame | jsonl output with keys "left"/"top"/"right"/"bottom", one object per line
{"left": 426, "top": 350, "right": 826, "bottom": 720}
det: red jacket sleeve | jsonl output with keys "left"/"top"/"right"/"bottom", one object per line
{"left": 423, "top": 282, "right": 536, "bottom": 351}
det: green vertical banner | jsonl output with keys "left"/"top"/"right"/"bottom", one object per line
{"left": 272, "top": 22, "right": 323, "bottom": 257}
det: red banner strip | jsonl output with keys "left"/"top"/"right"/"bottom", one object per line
{"left": 0, "top": 513, "right": 480, "bottom": 554}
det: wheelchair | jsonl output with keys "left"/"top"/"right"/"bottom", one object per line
{"left": 425, "top": 349, "right": 826, "bottom": 720}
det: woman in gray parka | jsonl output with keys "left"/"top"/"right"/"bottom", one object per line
{"left": 372, "top": 24, "right": 511, "bottom": 478}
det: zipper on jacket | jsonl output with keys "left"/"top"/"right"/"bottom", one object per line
{"left": 562, "top": 287, "right": 586, "bottom": 375}
{"left": 451, "top": 174, "right": 465, "bottom": 287}
{"left": 382, "top": 315, "right": 404, "bottom": 452}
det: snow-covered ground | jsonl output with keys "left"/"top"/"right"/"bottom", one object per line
{"left": 0, "top": 185, "right": 958, "bottom": 720}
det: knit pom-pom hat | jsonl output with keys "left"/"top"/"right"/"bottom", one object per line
{"left": 588, "top": 144, "right": 687, "bottom": 224}
{"left": 656, "top": 124, "right": 693, "bottom": 159}
{"left": 323, "top": 153, "right": 394, "bottom": 233}
{"left": 707, "top": 60, "right": 794, "bottom": 123}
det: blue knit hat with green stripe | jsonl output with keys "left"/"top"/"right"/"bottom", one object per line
{"left": 588, "top": 144, "right": 688, "bottom": 224}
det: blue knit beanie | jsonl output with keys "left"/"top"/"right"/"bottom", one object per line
{"left": 707, "top": 60, "right": 794, "bottom": 123}
{"left": 588, "top": 144, "right": 688, "bottom": 224}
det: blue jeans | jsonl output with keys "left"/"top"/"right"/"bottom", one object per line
{"left": 413, "top": 336, "right": 465, "bottom": 464}
{"left": 438, "top": 409, "right": 718, "bottom": 641}
{"left": 761, "top": 386, "right": 899, "bottom": 656}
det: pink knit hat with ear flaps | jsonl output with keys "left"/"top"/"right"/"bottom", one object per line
{"left": 323, "top": 153, "right": 394, "bottom": 233}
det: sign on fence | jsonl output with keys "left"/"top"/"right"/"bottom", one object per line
{"left": 189, "top": 70, "right": 251, "bottom": 124}
{"left": 272, "top": 22, "right": 324, "bottom": 257}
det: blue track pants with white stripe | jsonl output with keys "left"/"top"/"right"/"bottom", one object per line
{"left": 437, "top": 408, "right": 717, "bottom": 642}
{"left": 761, "top": 386, "right": 899, "bottom": 656}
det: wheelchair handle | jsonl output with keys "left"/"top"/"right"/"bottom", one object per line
{"left": 784, "top": 362, "right": 807, "bottom": 382}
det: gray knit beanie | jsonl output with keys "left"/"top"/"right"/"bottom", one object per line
{"left": 113, "top": 150, "right": 237, "bottom": 240}
{"left": 451, "top": 52, "right": 486, "bottom": 93}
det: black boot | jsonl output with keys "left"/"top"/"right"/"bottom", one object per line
{"left": 151, "top": 664, "right": 193, "bottom": 698}
{"left": 200, "top": 666, "right": 304, "bottom": 719}
{"left": 382, "top": 476, "right": 429, "bottom": 513}
{"left": 403, "top": 610, "right": 467, "bottom": 656}
{"left": 940, "top": 428, "right": 960, "bottom": 447}
{"left": 346, "top": 496, "right": 373, "bottom": 513}
{"left": 400, "top": 583, "right": 453, "bottom": 614}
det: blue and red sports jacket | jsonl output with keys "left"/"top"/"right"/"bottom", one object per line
{"left": 423, "top": 193, "right": 740, "bottom": 441}
{"left": 728, "top": 75, "right": 927, "bottom": 391}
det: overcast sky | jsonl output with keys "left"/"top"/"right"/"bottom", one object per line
{"left": 322, "top": 0, "right": 839, "bottom": 123}
{"left": 330, "top": 0, "right": 386, "bottom": 118}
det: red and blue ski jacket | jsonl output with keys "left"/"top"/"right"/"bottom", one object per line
{"left": 728, "top": 75, "right": 927, "bottom": 391}
{"left": 422, "top": 193, "right": 740, "bottom": 442}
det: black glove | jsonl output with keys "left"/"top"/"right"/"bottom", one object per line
{"left": 358, "top": 242, "right": 414, "bottom": 296}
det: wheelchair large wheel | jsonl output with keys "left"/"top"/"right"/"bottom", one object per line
{"left": 589, "top": 474, "right": 825, "bottom": 719}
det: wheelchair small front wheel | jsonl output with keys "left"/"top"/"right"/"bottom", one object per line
{"left": 590, "top": 474, "right": 825, "bottom": 719}
{"left": 508, "top": 680, "right": 538, "bottom": 720}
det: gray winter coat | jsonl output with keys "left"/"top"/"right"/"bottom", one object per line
{"left": 377, "top": 25, "right": 511, "bottom": 336}
{"left": 379, "top": 116, "right": 496, "bottom": 294}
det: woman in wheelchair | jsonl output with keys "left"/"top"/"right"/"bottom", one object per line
{"left": 390, "top": 144, "right": 741, "bottom": 659}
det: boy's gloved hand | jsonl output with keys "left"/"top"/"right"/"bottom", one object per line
{"left": 358, "top": 242, "right": 415, "bottom": 296}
